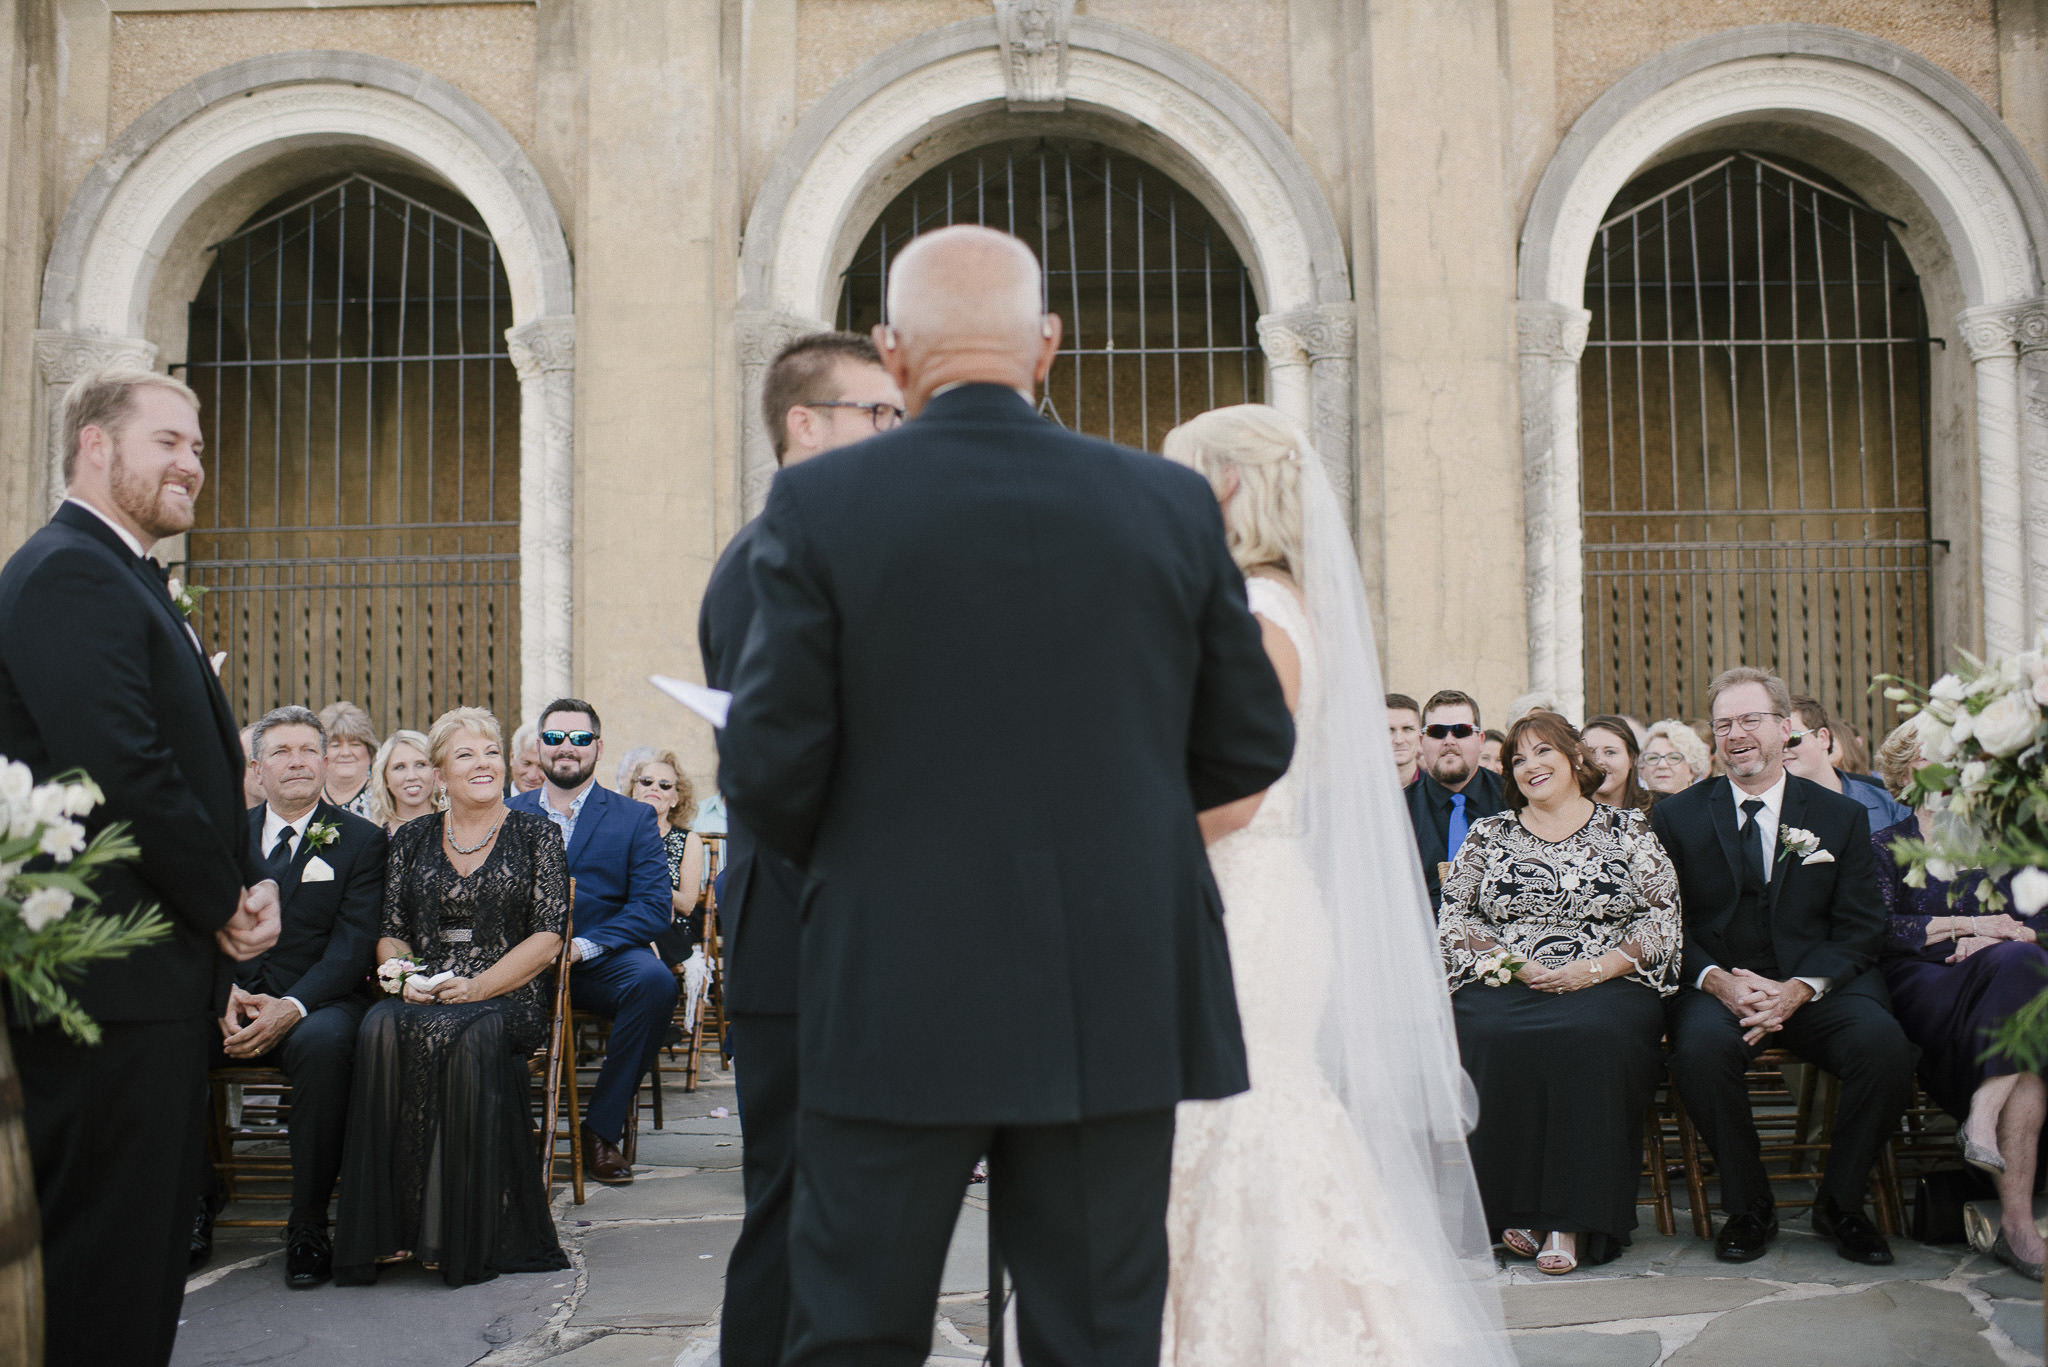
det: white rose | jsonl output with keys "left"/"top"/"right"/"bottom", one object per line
{"left": 0, "top": 760, "right": 31, "bottom": 808}
{"left": 1961, "top": 760, "right": 1990, "bottom": 789}
{"left": 1926, "top": 856, "right": 1958, "bottom": 883}
{"left": 37, "top": 820, "right": 84, "bottom": 862}
{"left": 2014, "top": 867, "right": 2048, "bottom": 916}
{"left": 18, "top": 885, "right": 72, "bottom": 931}
{"left": 1914, "top": 707, "right": 1959, "bottom": 762}
{"left": 1951, "top": 712, "right": 1975, "bottom": 748}
{"left": 1931, "top": 674, "right": 1968, "bottom": 703}
{"left": 1972, "top": 691, "right": 2039, "bottom": 758}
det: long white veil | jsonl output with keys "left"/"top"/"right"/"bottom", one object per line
{"left": 1291, "top": 443, "right": 1513, "bottom": 1359}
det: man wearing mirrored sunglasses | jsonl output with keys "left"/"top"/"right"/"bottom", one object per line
{"left": 1403, "top": 688, "right": 1506, "bottom": 909}
{"left": 507, "top": 698, "right": 676, "bottom": 1185}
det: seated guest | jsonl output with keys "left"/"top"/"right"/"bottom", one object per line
{"left": 1582, "top": 714, "right": 1651, "bottom": 813}
{"left": 1386, "top": 692, "right": 1423, "bottom": 787}
{"left": 1641, "top": 719, "right": 1709, "bottom": 799}
{"left": 239, "top": 723, "right": 266, "bottom": 809}
{"left": 334, "top": 707, "right": 568, "bottom": 1287}
{"left": 197, "top": 706, "right": 385, "bottom": 1287}
{"left": 1784, "top": 695, "right": 1910, "bottom": 832}
{"left": 1871, "top": 720, "right": 2048, "bottom": 1278}
{"left": 1441, "top": 710, "right": 1681, "bottom": 1274}
{"left": 509, "top": 721, "right": 545, "bottom": 794}
{"left": 507, "top": 700, "right": 677, "bottom": 1185}
{"left": 368, "top": 728, "right": 439, "bottom": 834}
{"left": 612, "top": 745, "right": 656, "bottom": 793}
{"left": 318, "top": 701, "right": 379, "bottom": 817}
{"left": 1478, "top": 728, "right": 1505, "bottom": 776}
{"left": 626, "top": 749, "right": 707, "bottom": 967}
{"left": 1405, "top": 688, "right": 1506, "bottom": 908}
{"left": 1654, "top": 667, "right": 1913, "bottom": 1265}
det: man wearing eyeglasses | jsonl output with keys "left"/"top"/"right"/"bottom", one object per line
{"left": 1403, "top": 688, "right": 1506, "bottom": 909}
{"left": 1651, "top": 666, "right": 1912, "bottom": 1267}
{"left": 506, "top": 698, "right": 675, "bottom": 1185}
{"left": 702, "top": 331, "right": 903, "bottom": 1367}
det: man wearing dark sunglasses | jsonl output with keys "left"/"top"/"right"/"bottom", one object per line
{"left": 1781, "top": 695, "right": 1910, "bottom": 834}
{"left": 1402, "top": 688, "right": 1506, "bottom": 909}
{"left": 507, "top": 698, "right": 676, "bottom": 1185}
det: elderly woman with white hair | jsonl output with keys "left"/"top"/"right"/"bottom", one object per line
{"left": 1639, "top": 718, "right": 1711, "bottom": 798}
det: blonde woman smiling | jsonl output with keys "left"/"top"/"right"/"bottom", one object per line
{"left": 367, "top": 729, "right": 439, "bottom": 834}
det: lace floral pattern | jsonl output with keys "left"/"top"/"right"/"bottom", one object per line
{"left": 1438, "top": 806, "right": 1682, "bottom": 995}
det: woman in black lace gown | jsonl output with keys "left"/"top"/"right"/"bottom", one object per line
{"left": 335, "top": 707, "right": 570, "bottom": 1287}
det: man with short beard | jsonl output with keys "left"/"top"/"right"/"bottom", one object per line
{"left": 1404, "top": 688, "right": 1506, "bottom": 909}
{"left": 0, "top": 368, "right": 280, "bottom": 1365}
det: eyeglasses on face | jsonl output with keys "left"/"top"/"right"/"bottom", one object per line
{"left": 1640, "top": 752, "right": 1687, "bottom": 768}
{"left": 1710, "top": 712, "right": 1783, "bottom": 737}
{"left": 802, "top": 400, "right": 905, "bottom": 432}
{"left": 539, "top": 729, "right": 598, "bottom": 748}
{"left": 1424, "top": 723, "right": 1478, "bottom": 740}
{"left": 634, "top": 776, "right": 676, "bottom": 791}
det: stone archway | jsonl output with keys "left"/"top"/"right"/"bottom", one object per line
{"left": 37, "top": 52, "right": 575, "bottom": 718}
{"left": 1518, "top": 24, "right": 2048, "bottom": 716}
{"left": 737, "top": 16, "right": 1352, "bottom": 517}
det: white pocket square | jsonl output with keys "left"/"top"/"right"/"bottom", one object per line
{"left": 301, "top": 856, "right": 336, "bottom": 883}
{"left": 1801, "top": 850, "right": 1836, "bottom": 865}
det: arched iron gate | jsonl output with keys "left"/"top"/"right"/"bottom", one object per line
{"left": 176, "top": 174, "right": 521, "bottom": 736}
{"left": 836, "top": 137, "right": 1263, "bottom": 452}
{"left": 1581, "top": 152, "right": 1938, "bottom": 741}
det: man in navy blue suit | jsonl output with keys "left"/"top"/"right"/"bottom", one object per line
{"left": 508, "top": 698, "right": 676, "bottom": 1183}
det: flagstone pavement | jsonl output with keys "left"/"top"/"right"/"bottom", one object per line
{"left": 172, "top": 1067, "right": 2046, "bottom": 1367}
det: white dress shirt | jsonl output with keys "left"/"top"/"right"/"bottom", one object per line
{"left": 1696, "top": 773, "right": 1830, "bottom": 999}
{"left": 257, "top": 804, "right": 314, "bottom": 1020}
{"left": 64, "top": 495, "right": 146, "bottom": 556}
{"left": 539, "top": 785, "right": 606, "bottom": 964}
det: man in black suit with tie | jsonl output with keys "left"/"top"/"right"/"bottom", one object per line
{"left": 0, "top": 369, "right": 279, "bottom": 1365}
{"left": 702, "top": 330, "right": 902, "bottom": 1367}
{"left": 1405, "top": 689, "right": 1506, "bottom": 908}
{"left": 720, "top": 226, "right": 1294, "bottom": 1367}
{"left": 1651, "top": 665, "right": 1914, "bottom": 1266}
{"left": 191, "top": 705, "right": 385, "bottom": 1288}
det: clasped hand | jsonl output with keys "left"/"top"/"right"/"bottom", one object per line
{"left": 401, "top": 975, "right": 479, "bottom": 1004}
{"left": 1517, "top": 959, "right": 1603, "bottom": 994}
{"left": 220, "top": 984, "right": 296, "bottom": 1058}
{"left": 216, "top": 880, "right": 282, "bottom": 961}
{"left": 1708, "top": 967, "right": 1812, "bottom": 1045}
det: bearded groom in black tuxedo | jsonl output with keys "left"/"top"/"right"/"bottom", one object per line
{"left": 0, "top": 369, "right": 279, "bottom": 1366}
{"left": 1651, "top": 666, "right": 1914, "bottom": 1266}
{"left": 193, "top": 705, "right": 385, "bottom": 1288}
{"left": 719, "top": 227, "right": 1294, "bottom": 1367}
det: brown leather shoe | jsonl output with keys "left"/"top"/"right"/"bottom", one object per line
{"left": 582, "top": 1125, "right": 634, "bottom": 1184}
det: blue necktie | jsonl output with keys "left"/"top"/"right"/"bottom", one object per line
{"left": 1447, "top": 793, "right": 1469, "bottom": 861}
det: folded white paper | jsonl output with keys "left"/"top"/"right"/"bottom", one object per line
{"left": 651, "top": 674, "right": 732, "bottom": 729}
{"left": 409, "top": 970, "right": 456, "bottom": 990}
{"left": 301, "top": 855, "right": 335, "bottom": 883}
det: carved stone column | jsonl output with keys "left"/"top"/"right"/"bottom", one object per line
{"left": 507, "top": 315, "right": 576, "bottom": 722}
{"left": 1516, "top": 299, "right": 1592, "bottom": 722}
{"left": 1960, "top": 304, "right": 2030, "bottom": 655}
{"left": 737, "top": 309, "right": 832, "bottom": 518}
{"left": 1256, "top": 304, "right": 1356, "bottom": 519}
{"left": 32, "top": 330, "right": 159, "bottom": 513}
{"left": 2012, "top": 298, "right": 2048, "bottom": 634}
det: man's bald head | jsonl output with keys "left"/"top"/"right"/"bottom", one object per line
{"left": 875, "top": 226, "right": 1061, "bottom": 413}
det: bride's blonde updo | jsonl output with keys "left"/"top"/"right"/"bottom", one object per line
{"left": 1160, "top": 403, "right": 1307, "bottom": 577}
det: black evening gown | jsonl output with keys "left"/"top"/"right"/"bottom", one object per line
{"left": 1872, "top": 817, "right": 2048, "bottom": 1120}
{"left": 1440, "top": 806, "right": 1683, "bottom": 1264}
{"left": 334, "top": 809, "right": 571, "bottom": 1287}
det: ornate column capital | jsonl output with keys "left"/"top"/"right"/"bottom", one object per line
{"left": 1514, "top": 300, "right": 1591, "bottom": 363}
{"left": 506, "top": 315, "right": 576, "bottom": 379}
{"left": 33, "top": 329, "right": 158, "bottom": 384}
{"left": 994, "top": 0, "right": 1075, "bottom": 111}
{"left": 1255, "top": 304, "right": 1355, "bottom": 366}
{"left": 1959, "top": 303, "right": 2025, "bottom": 361}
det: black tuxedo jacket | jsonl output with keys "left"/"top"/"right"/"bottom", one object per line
{"left": 231, "top": 801, "right": 385, "bottom": 1012}
{"left": 719, "top": 384, "right": 1295, "bottom": 1125}
{"left": 1405, "top": 767, "right": 1506, "bottom": 907}
{"left": 699, "top": 517, "right": 804, "bottom": 1016}
{"left": 1648, "top": 773, "right": 1886, "bottom": 995}
{"left": 0, "top": 502, "right": 258, "bottom": 1023}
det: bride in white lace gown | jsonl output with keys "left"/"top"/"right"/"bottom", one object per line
{"left": 1158, "top": 406, "right": 1515, "bottom": 1367}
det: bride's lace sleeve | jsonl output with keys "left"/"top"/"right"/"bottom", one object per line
{"left": 1438, "top": 820, "right": 1500, "bottom": 990}
{"left": 1616, "top": 810, "right": 1683, "bottom": 995}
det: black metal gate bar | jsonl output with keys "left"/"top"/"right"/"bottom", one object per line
{"left": 837, "top": 137, "right": 1262, "bottom": 453}
{"left": 1581, "top": 151, "right": 1937, "bottom": 744}
{"left": 174, "top": 173, "right": 521, "bottom": 738}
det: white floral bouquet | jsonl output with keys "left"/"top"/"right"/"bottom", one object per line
{"left": 376, "top": 956, "right": 422, "bottom": 994}
{"left": 0, "top": 756, "right": 170, "bottom": 1043}
{"left": 1474, "top": 946, "right": 1530, "bottom": 987}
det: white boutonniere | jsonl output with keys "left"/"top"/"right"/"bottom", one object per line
{"left": 304, "top": 819, "right": 340, "bottom": 849}
{"left": 164, "top": 575, "right": 207, "bottom": 621}
{"left": 1779, "top": 825, "right": 1824, "bottom": 863}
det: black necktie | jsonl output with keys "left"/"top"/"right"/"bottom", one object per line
{"left": 267, "top": 829, "right": 296, "bottom": 879}
{"left": 1740, "top": 798, "right": 1768, "bottom": 888}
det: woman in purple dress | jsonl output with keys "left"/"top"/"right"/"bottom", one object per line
{"left": 1870, "top": 721, "right": 2048, "bottom": 1278}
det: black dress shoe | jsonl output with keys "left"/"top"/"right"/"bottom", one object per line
{"left": 189, "top": 1187, "right": 224, "bottom": 1269}
{"left": 285, "top": 1225, "right": 333, "bottom": 1289}
{"left": 1813, "top": 1201, "right": 1893, "bottom": 1265}
{"left": 1714, "top": 1209, "right": 1778, "bottom": 1262}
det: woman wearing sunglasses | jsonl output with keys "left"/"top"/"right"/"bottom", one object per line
{"left": 625, "top": 749, "right": 708, "bottom": 961}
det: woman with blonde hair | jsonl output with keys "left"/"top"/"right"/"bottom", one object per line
{"left": 622, "top": 749, "right": 708, "bottom": 962}
{"left": 1157, "top": 404, "right": 1511, "bottom": 1365}
{"left": 367, "top": 728, "right": 440, "bottom": 833}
